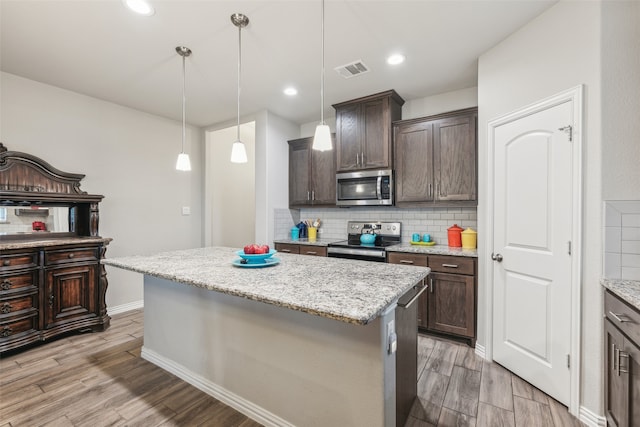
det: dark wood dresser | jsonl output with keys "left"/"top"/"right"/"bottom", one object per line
{"left": 0, "top": 143, "right": 111, "bottom": 353}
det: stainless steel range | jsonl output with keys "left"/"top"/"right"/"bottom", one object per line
{"left": 327, "top": 221, "right": 401, "bottom": 262}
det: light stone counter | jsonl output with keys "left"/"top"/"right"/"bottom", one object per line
{"left": 601, "top": 278, "right": 640, "bottom": 311}
{"left": 386, "top": 244, "right": 478, "bottom": 258}
{"left": 273, "top": 238, "right": 340, "bottom": 246}
{"left": 103, "top": 246, "right": 430, "bottom": 325}
{"left": 0, "top": 236, "right": 112, "bottom": 250}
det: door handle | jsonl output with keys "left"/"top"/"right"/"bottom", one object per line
{"left": 491, "top": 253, "right": 503, "bottom": 262}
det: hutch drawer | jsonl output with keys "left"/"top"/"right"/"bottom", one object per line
{"left": 0, "top": 311, "right": 38, "bottom": 339}
{"left": 0, "top": 271, "right": 39, "bottom": 294}
{"left": 0, "top": 294, "right": 37, "bottom": 316}
{"left": 0, "top": 250, "right": 39, "bottom": 272}
{"left": 45, "top": 247, "right": 99, "bottom": 266}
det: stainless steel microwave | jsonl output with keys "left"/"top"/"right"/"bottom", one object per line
{"left": 336, "top": 169, "right": 393, "bottom": 206}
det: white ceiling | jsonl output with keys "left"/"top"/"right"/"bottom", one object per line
{"left": 0, "top": 0, "right": 556, "bottom": 128}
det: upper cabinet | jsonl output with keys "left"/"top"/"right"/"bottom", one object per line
{"left": 333, "top": 90, "right": 404, "bottom": 172}
{"left": 288, "top": 135, "right": 336, "bottom": 208}
{"left": 394, "top": 107, "right": 478, "bottom": 207}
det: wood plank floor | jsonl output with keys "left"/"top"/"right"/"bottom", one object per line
{"left": 0, "top": 309, "right": 586, "bottom": 427}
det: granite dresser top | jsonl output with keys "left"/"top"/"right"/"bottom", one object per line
{"left": 602, "top": 278, "right": 640, "bottom": 311}
{"left": 386, "top": 244, "right": 478, "bottom": 258}
{"left": 273, "top": 238, "right": 340, "bottom": 247}
{"left": 0, "top": 236, "right": 112, "bottom": 250}
{"left": 103, "top": 246, "right": 430, "bottom": 325}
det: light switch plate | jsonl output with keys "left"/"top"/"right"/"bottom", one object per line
{"left": 182, "top": 206, "right": 191, "bottom": 216}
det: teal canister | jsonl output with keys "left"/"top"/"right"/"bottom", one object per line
{"left": 291, "top": 227, "right": 300, "bottom": 241}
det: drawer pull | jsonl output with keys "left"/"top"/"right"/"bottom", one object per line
{"left": 442, "top": 263, "right": 459, "bottom": 268}
{"left": 609, "top": 311, "right": 632, "bottom": 323}
{"left": 399, "top": 260, "right": 415, "bottom": 265}
{"left": 280, "top": 249, "right": 292, "bottom": 253}
{"left": 2, "top": 260, "right": 10, "bottom": 266}
{"left": 1, "top": 303, "right": 11, "bottom": 314}
{"left": 305, "top": 251, "right": 317, "bottom": 255}
{"left": 1, "top": 326, "right": 12, "bottom": 337}
{"left": 1, "top": 280, "right": 11, "bottom": 291}
{"left": 68, "top": 253, "right": 75, "bottom": 259}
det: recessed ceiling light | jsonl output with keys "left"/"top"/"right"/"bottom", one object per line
{"left": 123, "top": 0, "right": 155, "bottom": 16}
{"left": 387, "top": 54, "right": 405, "bottom": 65}
{"left": 284, "top": 87, "right": 298, "bottom": 96}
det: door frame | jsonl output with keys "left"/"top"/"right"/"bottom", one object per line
{"left": 484, "top": 85, "right": 583, "bottom": 415}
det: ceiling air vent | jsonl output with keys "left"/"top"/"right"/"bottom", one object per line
{"left": 334, "top": 60, "right": 370, "bottom": 79}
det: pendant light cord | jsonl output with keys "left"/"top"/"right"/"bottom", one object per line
{"left": 237, "top": 23, "right": 242, "bottom": 141}
{"left": 320, "top": 0, "right": 325, "bottom": 125}
{"left": 181, "top": 53, "right": 187, "bottom": 153}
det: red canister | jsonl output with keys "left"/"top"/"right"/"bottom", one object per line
{"left": 447, "top": 224, "right": 463, "bottom": 247}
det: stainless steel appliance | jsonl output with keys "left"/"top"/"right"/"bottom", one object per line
{"left": 336, "top": 169, "right": 393, "bottom": 206}
{"left": 327, "top": 221, "right": 401, "bottom": 262}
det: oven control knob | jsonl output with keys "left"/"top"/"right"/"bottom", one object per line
{"left": 392, "top": 226, "right": 397, "bottom": 231}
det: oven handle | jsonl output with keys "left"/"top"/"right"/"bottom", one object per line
{"left": 398, "top": 281, "right": 428, "bottom": 309}
{"left": 377, "top": 176, "right": 382, "bottom": 200}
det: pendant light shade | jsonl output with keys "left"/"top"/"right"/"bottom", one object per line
{"left": 230, "top": 13, "right": 249, "bottom": 164}
{"left": 175, "top": 46, "right": 192, "bottom": 171}
{"left": 312, "top": 0, "right": 332, "bottom": 152}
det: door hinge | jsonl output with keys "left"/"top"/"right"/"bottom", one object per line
{"left": 558, "top": 125, "right": 573, "bottom": 142}
{"left": 567, "top": 241, "right": 572, "bottom": 255}
{"left": 567, "top": 354, "right": 570, "bottom": 368}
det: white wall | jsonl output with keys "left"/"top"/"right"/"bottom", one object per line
{"left": 205, "top": 123, "right": 255, "bottom": 248}
{"left": 601, "top": 1, "right": 640, "bottom": 200}
{"left": 478, "top": 1, "right": 602, "bottom": 418}
{"left": 0, "top": 72, "right": 204, "bottom": 310}
{"left": 254, "top": 111, "right": 299, "bottom": 245}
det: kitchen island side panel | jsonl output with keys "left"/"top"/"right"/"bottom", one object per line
{"left": 142, "top": 275, "right": 394, "bottom": 427}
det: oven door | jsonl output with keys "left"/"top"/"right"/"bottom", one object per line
{"left": 327, "top": 246, "right": 387, "bottom": 262}
{"left": 336, "top": 169, "right": 393, "bottom": 206}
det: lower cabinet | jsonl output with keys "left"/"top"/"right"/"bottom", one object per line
{"left": 274, "top": 243, "right": 327, "bottom": 257}
{"left": 0, "top": 241, "right": 110, "bottom": 353}
{"left": 387, "top": 252, "right": 477, "bottom": 346}
{"left": 604, "top": 290, "right": 640, "bottom": 427}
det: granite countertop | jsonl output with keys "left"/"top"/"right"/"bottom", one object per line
{"left": 273, "top": 238, "right": 340, "bottom": 247}
{"left": 601, "top": 278, "right": 640, "bottom": 311}
{"left": 386, "top": 244, "right": 478, "bottom": 258}
{"left": 0, "top": 236, "right": 112, "bottom": 250}
{"left": 103, "top": 246, "right": 430, "bottom": 325}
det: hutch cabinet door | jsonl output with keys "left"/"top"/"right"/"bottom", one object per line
{"left": 45, "top": 264, "right": 98, "bottom": 328}
{"left": 433, "top": 112, "right": 477, "bottom": 202}
{"left": 361, "top": 97, "right": 389, "bottom": 169}
{"left": 394, "top": 120, "right": 435, "bottom": 204}
{"left": 310, "top": 135, "right": 336, "bottom": 206}
{"left": 427, "top": 272, "right": 475, "bottom": 338}
{"left": 289, "top": 138, "right": 312, "bottom": 207}
{"left": 335, "top": 103, "right": 362, "bottom": 172}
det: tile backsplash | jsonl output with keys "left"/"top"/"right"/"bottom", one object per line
{"left": 604, "top": 201, "right": 640, "bottom": 280}
{"left": 274, "top": 206, "right": 478, "bottom": 246}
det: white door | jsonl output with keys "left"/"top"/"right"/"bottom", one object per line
{"left": 492, "top": 100, "right": 573, "bottom": 405}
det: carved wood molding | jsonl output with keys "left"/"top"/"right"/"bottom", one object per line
{"left": 0, "top": 142, "right": 87, "bottom": 195}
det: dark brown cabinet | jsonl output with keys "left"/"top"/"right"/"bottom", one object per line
{"left": 394, "top": 108, "right": 477, "bottom": 207}
{"left": 274, "top": 243, "right": 327, "bottom": 257}
{"left": 288, "top": 136, "right": 336, "bottom": 208}
{"left": 333, "top": 90, "right": 404, "bottom": 172}
{"left": 605, "top": 290, "right": 640, "bottom": 427}
{"left": 387, "top": 252, "right": 477, "bottom": 346}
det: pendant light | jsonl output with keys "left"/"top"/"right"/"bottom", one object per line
{"left": 175, "top": 46, "right": 192, "bottom": 171}
{"left": 230, "top": 13, "right": 249, "bottom": 164}
{"left": 312, "top": 0, "right": 332, "bottom": 152}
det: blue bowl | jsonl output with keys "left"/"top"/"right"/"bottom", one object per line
{"left": 236, "top": 249, "right": 277, "bottom": 263}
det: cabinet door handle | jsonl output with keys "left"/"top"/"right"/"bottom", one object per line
{"left": 619, "top": 351, "right": 629, "bottom": 374}
{"left": 311, "top": 190, "right": 315, "bottom": 201}
{"left": 1, "top": 280, "right": 11, "bottom": 291}
{"left": 49, "top": 294, "right": 54, "bottom": 307}
{"left": 428, "top": 184, "right": 433, "bottom": 198}
{"left": 356, "top": 153, "right": 360, "bottom": 166}
{"left": 442, "top": 263, "right": 458, "bottom": 268}
{"left": 362, "top": 151, "right": 365, "bottom": 166}
{"left": 307, "top": 191, "right": 310, "bottom": 201}
{"left": 609, "top": 311, "right": 631, "bottom": 323}
{"left": 399, "top": 260, "right": 414, "bottom": 265}
{"left": 1, "top": 303, "right": 12, "bottom": 314}
{"left": 430, "top": 277, "right": 434, "bottom": 293}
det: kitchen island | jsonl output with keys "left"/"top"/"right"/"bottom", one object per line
{"left": 103, "top": 246, "right": 430, "bottom": 427}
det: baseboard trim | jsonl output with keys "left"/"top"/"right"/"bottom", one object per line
{"left": 474, "top": 342, "right": 486, "bottom": 359}
{"left": 141, "top": 346, "right": 295, "bottom": 427}
{"left": 107, "top": 300, "right": 144, "bottom": 316}
{"left": 579, "top": 405, "right": 606, "bottom": 427}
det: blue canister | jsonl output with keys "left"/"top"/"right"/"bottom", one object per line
{"left": 412, "top": 233, "right": 420, "bottom": 242}
{"left": 291, "top": 227, "right": 300, "bottom": 241}
{"left": 422, "top": 234, "right": 431, "bottom": 242}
